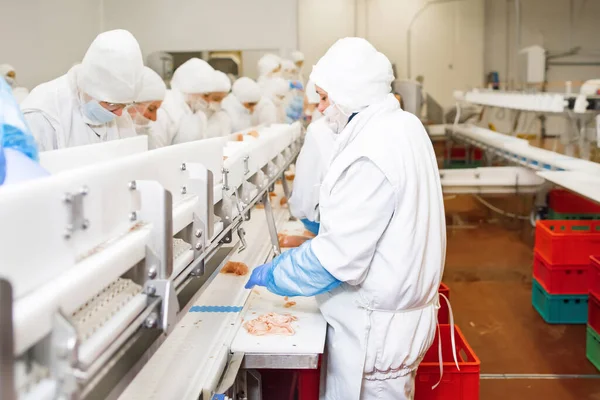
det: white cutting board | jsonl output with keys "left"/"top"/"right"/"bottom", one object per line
{"left": 231, "top": 289, "right": 326, "bottom": 355}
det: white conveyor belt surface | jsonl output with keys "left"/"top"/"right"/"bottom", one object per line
{"left": 537, "top": 171, "right": 600, "bottom": 205}
{"left": 231, "top": 289, "right": 326, "bottom": 356}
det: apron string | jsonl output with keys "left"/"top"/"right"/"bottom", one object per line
{"left": 432, "top": 292, "right": 460, "bottom": 390}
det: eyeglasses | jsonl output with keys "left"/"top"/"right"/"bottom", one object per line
{"left": 100, "top": 101, "right": 130, "bottom": 112}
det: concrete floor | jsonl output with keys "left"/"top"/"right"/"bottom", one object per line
{"left": 443, "top": 197, "right": 600, "bottom": 399}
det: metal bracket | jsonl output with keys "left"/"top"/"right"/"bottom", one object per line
{"left": 265, "top": 162, "right": 277, "bottom": 180}
{"left": 136, "top": 180, "right": 174, "bottom": 279}
{"left": 237, "top": 227, "right": 247, "bottom": 253}
{"left": 243, "top": 156, "right": 250, "bottom": 176}
{"left": 280, "top": 172, "right": 295, "bottom": 221}
{"left": 50, "top": 310, "right": 80, "bottom": 399}
{"left": 215, "top": 352, "right": 245, "bottom": 395}
{"left": 144, "top": 279, "right": 179, "bottom": 334}
{"left": 63, "top": 186, "right": 90, "bottom": 240}
{"left": 223, "top": 167, "right": 230, "bottom": 191}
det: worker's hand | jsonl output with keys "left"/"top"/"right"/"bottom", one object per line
{"left": 289, "top": 81, "right": 303, "bottom": 90}
{"left": 245, "top": 262, "right": 273, "bottom": 289}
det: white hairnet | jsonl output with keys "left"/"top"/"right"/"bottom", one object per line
{"left": 213, "top": 71, "right": 232, "bottom": 93}
{"left": 136, "top": 67, "right": 166, "bottom": 103}
{"left": 282, "top": 59, "right": 297, "bottom": 73}
{"left": 291, "top": 51, "right": 305, "bottom": 63}
{"left": 0, "top": 64, "right": 15, "bottom": 78}
{"left": 305, "top": 80, "right": 320, "bottom": 104}
{"left": 258, "top": 54, "right": 281, "bottom": 77}
{"left": 171, "top": 58, "right": 215, "bottom": 94}
{"left": 263, "top": 77, "right": 290, "bottom": 99}
{"left": 232, "top": 77, "right": 261, "bottom": 103}
{"left": 310, "top": 37, "right": 394, "bottom": 112}
{"left": 77, "top": 29, "right": 144, "bottom": 104}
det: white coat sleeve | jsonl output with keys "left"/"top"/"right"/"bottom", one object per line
{"left": 288, "top": 127, "right": 320, "bottom": 221}
{"left": 258, "top": 103, "right": 277, "bottom": 126}
{"left": 23, "top": 111, "right": 57, "bottom": 151}
{"left": 311, "top": 158, "right": 395, "bottom": 285}
{"left": 147, "top": 109, "right": 173, "bottom": 149}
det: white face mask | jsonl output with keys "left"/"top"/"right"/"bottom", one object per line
{"left": 209, "top": 102, "right": 222, "bottom": 112}
{"left": 4, "top": 76, "right": 15, "bottom": 88}
{"left": 323, "top": 103, "right": 350, "bottom": 134}
{"left": 188, "top": 96, "right": 208, "bottom": 113}
{"left": 82, "top": 100, "right": 117, "bottom": 125}
{"left": 133, "top": 112, "right": 150, "bottom": 127}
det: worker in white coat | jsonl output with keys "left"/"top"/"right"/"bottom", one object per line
{"left": 21, "top": 30, "right": 144, "bottom": 151}
{"left": 1, "top": 75, "right": 48, "bottom": 186}
{"left": 153, "top": 58, "right": 214, "bottom": 146}
{"left": 246, "top": 38, "right": 446, "bottom": 399}
{"left": 281, "top": 59, "right": 304, "bottom": 121}
{"left": 259, "top": 77, "right": 289, "bottom": 124}
{"left": 205, "top": 71, "right": 233, "bottom": 138}
{"left": 257, "top": 53, "right": 281, "bottom": 89}
{"left": 0, "top": 64, "right": 29, "bottom": 104}
{"left": 288, "top": 110, "right": 335, "bottom": 235}
{"left": 221, "top": 77, "right": 261, "bottom": 132}
{"left": 128, "top": 67, "right": 166, "bottom": 149}
{"left": 291, "top": 50, "right": 306, "bottom": 85}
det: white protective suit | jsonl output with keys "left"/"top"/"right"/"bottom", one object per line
{"left": 309, "top": 38, "right": 446, "bottom": 399}
{"left": 222, "top": 77, "right": 261, "bottom": 132}
{"left": 153, "top": 58, "right": 214, "bottom": 146}
{"left": 133, "top": 67, "right": 166, "bottom": 149}
{"left": 260, "top": 77, "right": 289, "bottom": 124}
{"left": 20, "top": 30, "right": 144, "bottom": 151}
{"left": 288, "top": 117, "right": 335, "bottom": 222}
{"left": 0, "top": 64, "right": 29, "bottom": 104}
{"left": 205, "top": 71, "right": 233, "bottom": 138}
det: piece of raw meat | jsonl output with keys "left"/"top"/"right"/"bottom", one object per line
{"left": 220, "top": 261, "right": 249, "bottom": 276}
{"left": 244, "top": 312, "right": 298, "bottom": 336}
{"left": 278, "top": 234, "right": 310, "bottom": 248}
{"left": 284, "top": 301, "right": 296, "bottom": 308}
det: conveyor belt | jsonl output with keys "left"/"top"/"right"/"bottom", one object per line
{"left": 119, "top": 208, "right": 291, "bottom": 400}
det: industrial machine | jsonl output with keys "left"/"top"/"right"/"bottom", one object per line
{"left": 0, "top": 123, "right": 324, "bottom": 400}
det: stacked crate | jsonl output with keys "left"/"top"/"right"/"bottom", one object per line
{"left": 587, "top": 256, "right": 600, "bottom": 371}
{"left": 415, "top": 284, "right": 481, "bottom": 400}
{"left": 547, "top": 190, "right": 600, "bottom": 220}
{"left": 443, "top": 146, "right": 484, "bottom": 169}
{"left": 532, "top": 220, "right": 600, "bottom": 324}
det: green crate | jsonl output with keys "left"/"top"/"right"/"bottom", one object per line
{"left": 586, "top": 326, "right": 600, "bottom": 372}
{"left": 547, "top": 209, "right": 600, "bottom": 221}
{"left": 532, "top": 279, "right": 588, "bottom": 324}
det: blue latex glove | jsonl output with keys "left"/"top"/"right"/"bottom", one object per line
{"left": 245, "top": 262, "right": 274, "bottom": 289}
{"left": 301, "top": 219, "right": 320, "bottom": 236}
{"left": 289, "top": 81, "right": 304, "bottom": 90}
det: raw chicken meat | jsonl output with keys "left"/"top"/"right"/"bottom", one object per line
{"left": 220, "top": 261, "right": 249, "bottom": 276}
{"left": 244, "top": 313, "right": 298, "bottom": 336}
{"left": 248, "top": 131, "right": 260, "bottom": 138}
{"left": 284, "top": 301, "right": 296, "bottom": 308}
{"left": 280, "top": 197, "right": 288, "bottom": 206}
{"left": 278, "top": 234, "right": 310, "bottom": 248}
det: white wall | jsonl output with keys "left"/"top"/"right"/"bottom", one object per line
{"left": 0, "top": 0, "right": 103, "bottom": 89}
{"left": 102, "top": 0, "right": 298, "bottom": 72}
{"left": 297, "top": 0, "right": 485, "bottom": 108}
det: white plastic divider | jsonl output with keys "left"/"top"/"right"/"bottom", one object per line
{"left": 440, "top": 167, "right": 545, "bottom": 194}
{"left": 537, "top": 171, "right": 600, "bottom": 205}
{"left": 464, "top": 90, "right": 567, "bottom": 113}
{"left": 40, "top": 136, "right": 149, "bottom": 174}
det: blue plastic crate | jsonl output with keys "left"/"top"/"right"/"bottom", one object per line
{"left": 532, "top": 279, "right": 588, "bottom": 324}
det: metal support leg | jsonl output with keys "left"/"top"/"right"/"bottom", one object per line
{"left": 280, "top": 173, "right": 295, "bottom": 221}
{"left": 0, "top": 279, "right": 15, "bottom": 400}
{"left": 262, "top": 192, "right": 281, "bottom": 257}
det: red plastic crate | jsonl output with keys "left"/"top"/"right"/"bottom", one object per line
{"left": 532, "top": 250, "right": 589, "bottom": 294}
{"left": 549, "top": 190, "right": 600, "bottom": 214}
{"left": 449, "top": 147, "right": 482, "bottom": 161}
{"left": 416, "top": 325, "right": 480, "bottom": 400}
{"left": 590, "top": 292, "right": 600, "bottom": 336}
{"left": 535, "top": 221, "right": 600, "bottom": 265}
{"left": 438, "top": 283, "right": 450, "bottom": 324}
{"left": 591, "top": 256, "right": 600, "bottom": 297}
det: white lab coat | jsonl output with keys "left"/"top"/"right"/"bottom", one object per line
{"left": 222, "top": 94, "right": 253, "bottom": 132}
{"left": 20, "top": 66, "right": 136, "bottom": 151}
{"left": 205, "top": 109, "right": 232, "bottom": 138}
{"left": 253, "top": 97, "right": 278, "bottom": 126}
{"left": 288, "top": 118, "right": 335, "bottom": 222}
{"left": 150, "top": 89, "right": 207, "bottom": 148}
{"left": 311, "top": 94, "right": 446, "bottom": 399}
